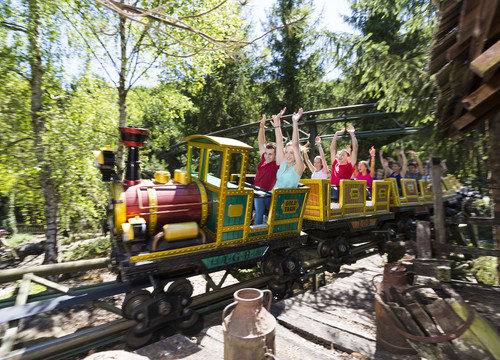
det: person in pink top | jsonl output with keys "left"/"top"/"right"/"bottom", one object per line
{"left": 356, "top": 146, "right": 376, "bottom": 199}
{"left": 329, "top": 125, "right": 358, "bottom": 201}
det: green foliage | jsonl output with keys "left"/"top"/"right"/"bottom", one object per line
{"left": 4, "top": 233, "right": 38, "bottom": 247}
{"left": 470, "top": 257, "right": 499, "bottom": 286}
{"left": 333, "top": 0, "right": 437, "bottom": 123}
{"left": 61, "top": 236, "right": 110, "bottom": 261}
{"left": 260, "top": 0, "right": 326, "bottom": 113}
{"left": 0, "top": 282, "right": 47, "bottom": 300}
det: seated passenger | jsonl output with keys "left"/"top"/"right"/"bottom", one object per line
{"left": 356, "top": 146, "right": 376, "bottom": 198}
{"left": 253, "top": 107, "right": 305, "bottom": 224}
{"left": 273, "top": 107, "right": 305, "bottom": 188}
{"left": 405, "top": 150, "right": 424, "bottom": 180}
{"left": 302, "top": 136, "right": 328, "bottom": 179}
{"left": 253, "top": 114, "right": 279, "bottom": 225}
{"left": 380, "top": 149, "right": 407, "bottom": 193}
{"left": 330, "top": 126, "right": 358, "bottom": 201}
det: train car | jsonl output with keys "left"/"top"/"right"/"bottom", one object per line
{"left": 94, "top": 126, "right": 462, "bottom": 347}
{"left": 94, "top": 127, "right": 311, "bottom": 346}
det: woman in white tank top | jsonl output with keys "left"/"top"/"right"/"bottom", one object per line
{"left": 302, "top": 136, "right": 329, "bottom": 179}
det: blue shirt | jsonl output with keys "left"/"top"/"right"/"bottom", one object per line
{"left": 274, "top": 161, "right": 301, "bottom": 188}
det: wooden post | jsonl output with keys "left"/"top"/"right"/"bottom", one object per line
{"left": 416, "top": 221, "right": 432, "bottom": 259}
{"left": 486, "top": 110, "right": 500, "bottom": 284}
{"left": 431, "top": 157, "right": 447, "bottom": 247}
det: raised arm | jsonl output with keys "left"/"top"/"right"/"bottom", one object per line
{"left": 348, "top": 125, "right": 358, "bottom": 166}
{"left": 369, "top": 146, "right": 376, "bottom": 178}
{"left": 408, "top": 150, "right": 424, "bottom": 174}
{"left": 316, "top": 136, "right": 329, "bottom": 175}
{"left": 380, "top": 150, "right": 391, "bottom": 177}
{"left": 292, "top": 108, "right": 305, "bottom": 175}
{"left": 258, "top": 114, "right": 267, "bottom": 155}
{"left": 330, "top": 128, "right": 345, "bottom": 163}
{"left": 302, "top": 142, "right": 315, "bottom": 173}
{"left": 271, "top": 107, "right": 286, "bottom": 165}
{"left": 399, "top": 149, "right": 408, "bottom": 177}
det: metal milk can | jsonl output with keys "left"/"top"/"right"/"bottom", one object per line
{"left": 373, "top": 262, "right": 417, "bottom": 355}
{"left": 222, "top": 288, "right": 276, "bottom": 360}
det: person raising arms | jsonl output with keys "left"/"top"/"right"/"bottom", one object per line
{"left": 356, "top": 146, "right": 376, "bottom": 198}
{"left": 302, "top": 136, "right": 329, "bottom": 179}
{"left": 252, "top": 114, "right": 280, "bottom": 225}
{"left": 330, "top": 125, "right": 358, "bottom": 201}
{"left": 271, "top": 107, "right": 305, "bottom": 188}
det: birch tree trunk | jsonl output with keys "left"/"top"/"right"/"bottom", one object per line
{"left": 115, "top": 11, "right": 129, "bottom": 179}
{"left": 28, "top": 0, "right": 59, "bottom": 264}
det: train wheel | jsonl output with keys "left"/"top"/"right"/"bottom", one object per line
{"left": 122, "top": 290, "right": 152, "bottom": 319}
{"left": 125, "top": 327, "right": 154, "bottom": 350}
{"left": 178, "top": 310, "right": 204, "bottom": 336}
{"left": 261, "top": 253, "right": 282, "bottom": 275}
{"left": 166, "top": 279, "right": 193, "bottom": 298}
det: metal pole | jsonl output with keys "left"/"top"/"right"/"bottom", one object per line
{"left": 0, "top": 258, "right": 110, "bottom": 284}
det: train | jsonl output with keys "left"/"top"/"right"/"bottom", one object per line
{"left": 93, "top": 126, "right": 462, "bottom": 347}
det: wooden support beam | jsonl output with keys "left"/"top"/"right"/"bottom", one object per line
{"left": 470, "top": 39, "right": 500, "bottom": 78}
{"left": 462, "top": 75, "right": 500, "bottom": 116}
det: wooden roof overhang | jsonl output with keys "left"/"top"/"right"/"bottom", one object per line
{"left": 428, "top": 0, "right": 500, "bottom": 138}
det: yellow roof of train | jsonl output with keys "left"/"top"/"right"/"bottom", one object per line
{"left": 183, "top": 134, "right": 252, "bottom": 150}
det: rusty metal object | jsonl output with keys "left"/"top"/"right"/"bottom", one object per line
{"left": 222, "top": 288, "right": 276, "bottom": 360}
{"left": 372, "top": 262, "right": 413, "bottom": 297}
{"left": 373, "top": 262, "right": 416, "bottom": 355}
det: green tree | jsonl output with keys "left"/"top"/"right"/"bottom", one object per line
{"left": 261, "top": 0, "right": 325, "bottom": 114}
{"left": 334, "top": 0, "right": 437, "bottom": 122}
{"left": 74, "top": 0, "right": 247, "bottom": 177}
{"left": 0, "top": 0, "right": 118, "bottom": 263}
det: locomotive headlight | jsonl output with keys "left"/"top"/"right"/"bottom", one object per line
{"left": 93, "top": 146, "right": 116, "bottom": 182}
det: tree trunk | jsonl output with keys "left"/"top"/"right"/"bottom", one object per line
{"left": 115, "top": 11, "right": 129, "bottom": 179}
{"left": 28, "top": 0, "right": 59, "bottom": 264}
{"left": 486, "top": 110, "right": 500, "bottom": 283}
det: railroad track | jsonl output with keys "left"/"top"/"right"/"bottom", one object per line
{"left": 0, "top": 242, "right": 380, "bottom": 360}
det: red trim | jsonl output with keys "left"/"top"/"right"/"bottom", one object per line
{"left": 119, "top": 127, "right": 149, "bottom": 135}
{"left": 120, "top": 140, "right": 147, "bottom": 147}
{"left": 123, "top": 179, "right": 141, "bottom": 186}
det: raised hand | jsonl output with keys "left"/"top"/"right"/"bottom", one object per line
{"left": 315, "top": 136, "right": 322, "bottom": 145}
{"left": 260, "top": 114, "right": 266, "bottom": 127}
{"left": 271, "top": 107, "right": 286, "bottom": 128}
{"left": 336, "top": 128, "right": 346, "bottom": 135}
{"left": 369, "top": 146, "right": 376, "bottom": 157}
{"left": 292, "top": 108, "right": 303, "bottom": 122}
{"left": 347, "top": 125, "right": 355, "bottom": 133}
{"left": 408, "top": 150, "right": 417, "bottom": 157}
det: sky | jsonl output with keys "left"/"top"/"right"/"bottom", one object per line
{"left": 241, "top": 0, "right": 354, "bottom": 79}
{"left": 241, "top": 0, "right": 354, "bottom": 35}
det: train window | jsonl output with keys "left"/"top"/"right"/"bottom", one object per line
{"left": 228, "top": 152, "right": 243, "bottom": 190}
{"left": 190, "top": 147, "right": 200, "bottom": 179}
{"left": 206, "top": 149, "right": 223, "bottom": 187}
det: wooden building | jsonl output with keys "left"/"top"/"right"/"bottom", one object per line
{"left": 428, "top": 0, "right": 500, "bottom": 278}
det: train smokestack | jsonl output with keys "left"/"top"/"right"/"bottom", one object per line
{"left": 119, "top": 126, "right": 149, "bottom": 185}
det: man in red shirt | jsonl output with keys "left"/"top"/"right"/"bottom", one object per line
{"left": 253, "top": 114, "right": 280, "bottom": 224}
{"left": 330, "top": 126, "right": 358, "bottom": 201}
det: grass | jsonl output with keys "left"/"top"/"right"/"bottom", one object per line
{"left": 4, "top": 233, "right": 37, "bottom": 247}
{"left": 61, "top": 236, "right": 111, "bottom": 261}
